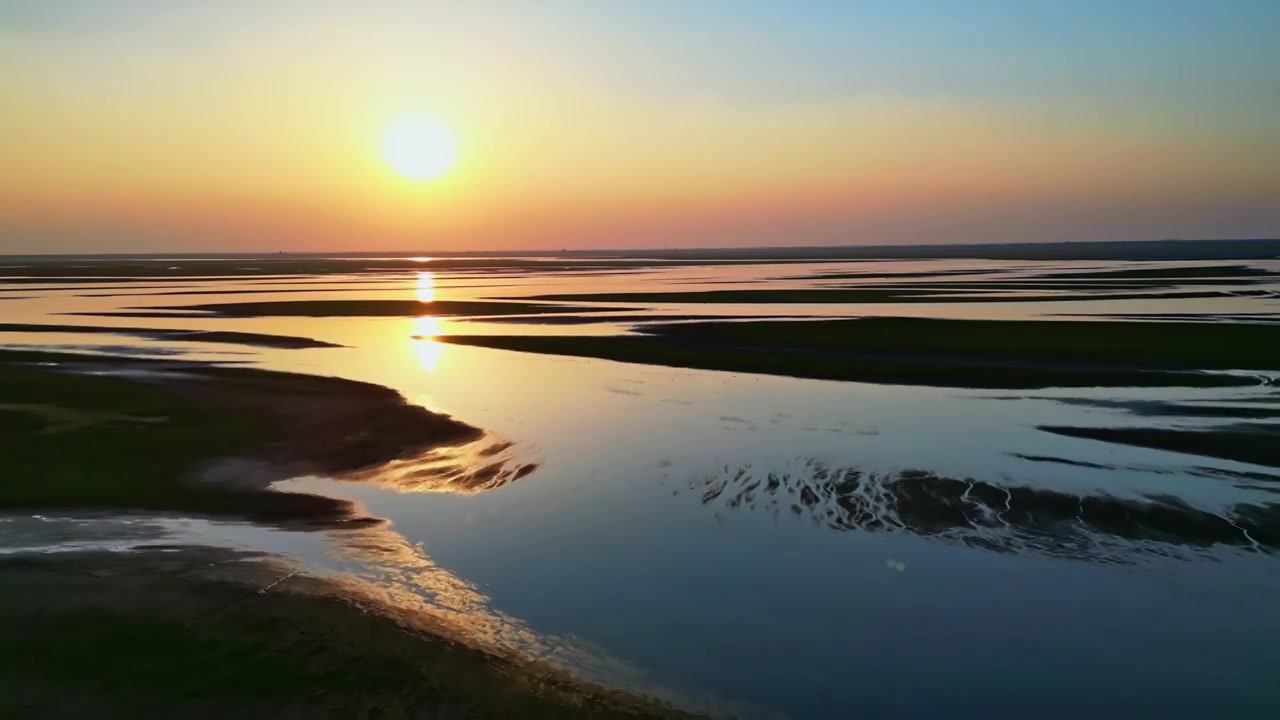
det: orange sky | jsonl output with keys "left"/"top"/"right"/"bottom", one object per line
{"left": 2, "top": 1, "right": 1277, "bottom": 253}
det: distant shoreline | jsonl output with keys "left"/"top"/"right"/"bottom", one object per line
{"left": 4, "top": 236, "right": 1279, "bottom": 262}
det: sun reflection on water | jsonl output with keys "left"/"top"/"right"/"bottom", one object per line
{"left": 341, "top": 437, "right": 539, "bottom": 495}
{"left": 411, "top": 316, "right": 443, "bottom": 372}
{"left": 415, "top": 271, "right": 436, "bottom": 302}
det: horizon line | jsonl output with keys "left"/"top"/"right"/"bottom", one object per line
{"left": 4, "top": 236, "right": 1280, "bottom": 260}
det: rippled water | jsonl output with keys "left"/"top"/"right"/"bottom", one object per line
{"left": 3, "top": 255, "right": 1279, "bottom": 718}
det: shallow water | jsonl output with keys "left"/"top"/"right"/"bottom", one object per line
{"left": 3, "top": 254, "right": 1280, "bottom": 718}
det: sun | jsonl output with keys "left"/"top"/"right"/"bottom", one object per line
{"left": 382, "top": 113, "right": 458, "bottom": 181}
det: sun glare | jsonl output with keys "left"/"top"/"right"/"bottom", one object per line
{"left": 412, "top": 316, "right": 444, "bottom": 372}
{"left": 382, "top": 113, "right": 458, "bottom": 181}
{"left": 415, "top": 271, "right": 436, "bottom": 302}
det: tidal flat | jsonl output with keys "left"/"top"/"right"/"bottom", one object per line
{"left": 441, "top": 316, "right": 1280, "bottom": 389}
{"left": 0, "top": 548, "right": 695, "bottom": 720}
{"left": 0, "top": 349, "right": 480, "bottom": 525}
{"left": 3, "top": 244, "right": 1280, "bottom": 718}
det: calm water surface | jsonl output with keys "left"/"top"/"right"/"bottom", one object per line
{"left": 3, "top": 257, "right": 1279, "bottom": 718}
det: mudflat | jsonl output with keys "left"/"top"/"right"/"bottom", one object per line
{"left": 441, "top": 316, "right": 1280, "bottom": 389}
{"left": 0, "top": 547, "right": 696, "bottom": 720}
{"left": 0, "top": 349, "right": 481, "bottom": 526}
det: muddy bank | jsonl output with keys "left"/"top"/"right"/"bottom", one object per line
{"left": 678, "top": 463, "right": 1279, "bottom": 558}
{"left": 91, "top": 298, "right": 617, "bottom": 319}
{"left": 446, "top": 316, "right": 1280, "bottom": 389}
{"left": 439, "top": 337, "right": 1258, "bottom": 390}
{"left": 0, "top": 322, "right": 342, "bottom": 349}
{"left": 514, "top": 287, "right": 1276, "bottom": 305}
{"left": 1040, "top": 424, "right": 1280, "bottom": 469}
{"left": 0, "top": 349, "right": 486, "bottom": 527}
{"left": 0, "top": 547, "right": 697, "bottom": 719}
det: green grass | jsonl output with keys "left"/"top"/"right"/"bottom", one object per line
{"left": 0, "top": 350, "right": 475, "bottom": 523}
{"left": 0, "top": 362, "right": 263, "bottom": 512}
{"left": 0, "top": 358, "right": 252, "bottom": 499}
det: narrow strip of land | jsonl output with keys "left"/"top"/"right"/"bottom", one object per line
{"left": 76, "top": 299, "right": 620, "bottom": 319}
{"left": 0, "top": 349, "right": 480, "bottom": 526}
{"left": 440, "top": 317, "right": 1280, "bottom": 389}
{"left": 0, "top": 322, "right": 342, "bottom": 349}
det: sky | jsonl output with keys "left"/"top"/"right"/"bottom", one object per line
{"left": 2, "top": 0, "right": 1278, "bottom": 253}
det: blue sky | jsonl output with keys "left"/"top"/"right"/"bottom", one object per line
{"left": 2, "top": 0, "right": 1277, "bottom": 251}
